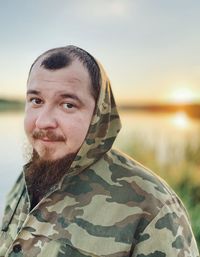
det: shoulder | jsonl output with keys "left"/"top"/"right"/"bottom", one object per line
{"left": 101, "top": 148, "right": 177, "bottom": 205}
{"left": 1, "top": 171, "right": 25, "bottom": 231}
{"left": 104, "top": 150, "right": 199, "bottom": 254}
{"left": 5, "top": 171, "right": 24, "bottom": 201}
{"left": 92, "top": 148, "right": 190, "bottom": 225}
{"left": 87, "top": 149, "right": 197, "bottom": 251}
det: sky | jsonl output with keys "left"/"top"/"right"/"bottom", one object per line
{"left": 0, "top": 0, "right": 200, "bottom": 104}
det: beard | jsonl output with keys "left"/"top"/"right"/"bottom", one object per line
{"left": 24, "top": 149, "right": 76, "bottom": 209}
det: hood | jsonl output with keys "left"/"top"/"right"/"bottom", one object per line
{"left": 68, "top": 59, "right": 122, "bottom": 176}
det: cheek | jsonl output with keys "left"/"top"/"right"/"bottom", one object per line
{"left": 61, "top": 115, "right": 92, "bottom": 143}
{"left": 24, "top": 112, "right": 35, "bottom": 136}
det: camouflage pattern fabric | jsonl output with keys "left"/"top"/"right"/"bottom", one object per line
{"left": 0, "top": 59, "right": 199, "bottom": 257}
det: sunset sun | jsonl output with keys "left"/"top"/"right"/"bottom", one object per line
{"left": 170, "top": 87, "right": 196, "bottom": 103}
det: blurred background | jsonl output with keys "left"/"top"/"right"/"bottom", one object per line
{"left": 0, "top": 0, "right": 200, "bottom": 249}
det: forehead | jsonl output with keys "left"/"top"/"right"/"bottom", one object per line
{"left": 26, "top": 56, "right": 98, "bottom": 104}
{"left": 28, "top": 58, "right": 91, "bottom": 88}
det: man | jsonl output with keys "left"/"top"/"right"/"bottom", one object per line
{"left": 0, "top": 45, "right": 199, "bottom": 257}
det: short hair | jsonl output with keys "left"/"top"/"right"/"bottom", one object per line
{"left": 28, "top": 45, "right": 101, "bottom": 100}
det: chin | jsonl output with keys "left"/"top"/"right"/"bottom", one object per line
{"left": 35, "top": 145, "right": 57, "bottom": 160}
{"left": 38, "top": 153, "right": 62, "bottom": 161}
{"left": 37, "top": 150, "right": 70, "bottom": 162}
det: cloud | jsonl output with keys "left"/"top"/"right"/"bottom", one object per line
{"left": 62, "top": 0, "right": 132, "bottom": 20}
{"left": 92, "top": 0, "right": 130, "bottom": 17}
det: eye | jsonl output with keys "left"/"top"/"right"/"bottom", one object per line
{"left": 29, "top": 97, "right": 43, "bottom": 105}
{"left": 62, "top": 103, "right": 74, "bottom": 109}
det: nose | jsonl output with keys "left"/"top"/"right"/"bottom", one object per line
{"left": 35, "top": 107, "right": 58, "bottom": 130}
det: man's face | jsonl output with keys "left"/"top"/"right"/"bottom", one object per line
{"left": 24, "top": 59, "right": 96, "bottom": 161}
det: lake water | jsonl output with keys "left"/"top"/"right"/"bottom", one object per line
{"left": 0, "top": 110, "right": 200, "bottom": 219}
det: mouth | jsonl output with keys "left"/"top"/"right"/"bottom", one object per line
{"left": 40, "top": 137, "right": 54, "bottom": 142}
{"left": 37, "top": 137, "right": 62, "bottom": 144}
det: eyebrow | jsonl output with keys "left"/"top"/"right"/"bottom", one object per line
{"left": 27, "top": 89, "right": 40, "bottom": 95}
{"left": 26, "top": 90, "right": 83, "bottom": 104}
{"left": 59, "top": 93, "right": 83, "bottom": 104}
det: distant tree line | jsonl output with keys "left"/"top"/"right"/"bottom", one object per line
{"left": 119, "top": 103, "right": 200, "bottom": 118}
{"left": 0, "top": 98, "right": 24, "bottom": 111}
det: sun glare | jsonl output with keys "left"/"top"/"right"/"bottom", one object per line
{"left": 170, "top": 87, "right": 195, "bottom": 103}
{"left": 171, "top": 112, "right": 189, "bottom": 129}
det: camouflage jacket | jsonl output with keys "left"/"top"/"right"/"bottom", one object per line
{"left": 0, "top": 62, "right": 199, "bottom": 257}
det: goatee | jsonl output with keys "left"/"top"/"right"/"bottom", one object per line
{"left": 24, "top": 150, "right": 76, "bottom": 209}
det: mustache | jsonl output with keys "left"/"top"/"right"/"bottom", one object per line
{"left": 32, "top": 130, "right": 65, "bottom": 142}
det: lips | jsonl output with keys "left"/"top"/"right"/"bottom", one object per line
{"left": 40, "top": 137, "right": 54, "bottom": 142}
{"left": 38, "top": 137, "right": 62, "bottom": 143}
